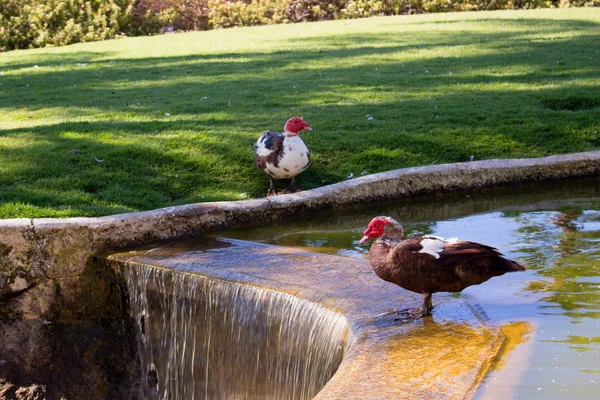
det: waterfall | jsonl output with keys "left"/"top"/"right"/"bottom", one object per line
{"left": 114, "top": 260, "right": 351, "bottom": 400}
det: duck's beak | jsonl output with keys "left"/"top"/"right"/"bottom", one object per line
{"left": 359, "top": 235, "right": 370, "bottom": 245}
{"left": 304, "top": 126, "right": 313, "bottom": 131}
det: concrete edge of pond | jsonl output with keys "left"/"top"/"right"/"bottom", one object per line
{"left": 0, "top": 150, "right": 599, "bottom": 398}
{"left": 2, "top": 150, "right": 600, "bottom": 279}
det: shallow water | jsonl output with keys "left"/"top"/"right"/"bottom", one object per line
{"left": 223, "top": 177, "right": 600, "bottom": 399}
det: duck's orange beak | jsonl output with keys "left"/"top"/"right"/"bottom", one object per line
{"left": 359, "top": 230, "right": 372, "bottom": 244}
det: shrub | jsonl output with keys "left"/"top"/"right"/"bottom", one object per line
{"left": 126, "top": 0, "right": 211, "bottom": 33}
{"left": 0, "top": 0, "right": 135, "bottom": 51}
{"left": 208, "top": 0, "right": 288, "bottom": 28}
{"left": 0, "top": 0, "right": 31, "bottom": 50}
{"left": 127, "top": 0, "right": 179, "bottom": 35}
{"left": 207, "top": 0, "right": 422, "bottom": 27}
{"left": 337, "top": 0, "right": 423, "bottom": 19}
{"left": 173, "top": 0, "right": 210, "bottom": 31}
{"left": 285, "top": 0, "right": 344, "bottom": 22}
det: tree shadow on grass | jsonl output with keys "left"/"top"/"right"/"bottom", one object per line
{"left": 0, "top": 119, "right": 260, "bottom": 216}
{"left": 0, "top": 17, "right": 599, "bottom": 216}
{"left": 2, "top": 18, "right": 599, "bottom": 106}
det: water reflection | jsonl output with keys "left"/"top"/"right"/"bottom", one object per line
{"left": 222, "top": 177, "right": 600, "bottom": 399}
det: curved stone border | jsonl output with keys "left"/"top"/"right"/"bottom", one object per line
{"left": 1, "top": 150, "right": 600, "bottom": 299}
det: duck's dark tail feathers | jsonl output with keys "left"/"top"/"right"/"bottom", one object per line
{"left": 496, "top": 257, "right": 528, "bottom": 273}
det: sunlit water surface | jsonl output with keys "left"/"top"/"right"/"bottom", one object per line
{"left": 223, "top": 178, "right": 600, "bottom": 399}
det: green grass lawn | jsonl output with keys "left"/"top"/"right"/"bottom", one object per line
{"left": 0, "top": 8, "right": 599, "bottom": 218}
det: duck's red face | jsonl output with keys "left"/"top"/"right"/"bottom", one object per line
{"left": 284, "top": 117, "right": 312, "bottom": 136}
{"left": 359, "top": 217, "right": 390, "bottom": 244}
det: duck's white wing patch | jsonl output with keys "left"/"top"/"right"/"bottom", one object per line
{"left": 424, "top": 235, "right": 445, "bottom": 241}
{"left": 254, "top": 134, "right": 273, "bottom": 157}
{"left": 255, "top": 143, "right": 271, "bottom": 157}
{"left": 424, "top": 235, "right": 460, "bottom": 244}
{"left": 418, "top": 237, "right": 447, "bottom": 259}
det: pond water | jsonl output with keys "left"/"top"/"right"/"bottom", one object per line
{"left": 223, "top": 177, "right": 600, "bottom": 400}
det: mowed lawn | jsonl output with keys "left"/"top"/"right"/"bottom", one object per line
{"left": 0, "top": 8, "right": 599, "bottom": 218}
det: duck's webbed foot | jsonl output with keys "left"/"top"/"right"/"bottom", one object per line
{"left": 282, "top": 177, "right": 302, "bottom": 194}
{"left": 282, "top": 185, "right": 302, "bottom": 194}
{"left": 373, "top": 308, "right": 423, "bottom": 323}
{"left": 377, "top": 293, "right": 433, "bottom": 320}
{"left": 266, "top": 177, "right": 281, "bottom": 197}
{"left": 399, "top": 308, "right": 429, "bottom": 319}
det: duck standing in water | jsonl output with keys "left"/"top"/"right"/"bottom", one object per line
{"left": 359, "top": 216, "right": 527, "bottom": 317}
{"left": 254, "top": 117, "right": 313, "bottom": 196}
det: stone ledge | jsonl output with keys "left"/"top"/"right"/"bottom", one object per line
{"left": 0, "top": 150, "right": 598, "bottom": 302}
{"left": 1, "top": 151, "right": 599, "bottom": 300}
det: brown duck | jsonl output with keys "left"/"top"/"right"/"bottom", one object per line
{"left": 359, "top": 216, "right": 527, "bottom": 317}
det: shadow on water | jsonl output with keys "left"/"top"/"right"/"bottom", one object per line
{"left": 224, "top": 177, "right": 600, "bottom": 255}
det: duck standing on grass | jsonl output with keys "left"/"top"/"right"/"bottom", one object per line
{"left": 359, "top": 216, "right": 527, "bottom": 317}
{"left": 254, "top": 117, "right": 313, "bottom": 196}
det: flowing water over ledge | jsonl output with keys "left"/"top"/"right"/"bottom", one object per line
{"left": 105, "top": 237, "right": 504, "bottom": 399}
{"left": 119, "top": 261, "right": 350, "bottom": 400}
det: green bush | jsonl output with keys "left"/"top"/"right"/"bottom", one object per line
{"left": 208, "top": 0, "right": 288, "bottom": 28}
{"left": 337, "top": 0, "right": 423, "bottom": 19}
{"left": 0, "top": 0, "right": 134, "bottom": 51}
{"left": 127, "top": 0, "right": 179, "bottom": 35}
{"left": 207, "top": 0, "right": 423, "bottom": 27}
{"left": 223, "top": 0, "right": 599, "bottom": 26}
{"left": 0, "top": 0, "right": 30, "bottom": 50}
{"left": 285, "top": 0, "right": 343, "bottom": 22}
